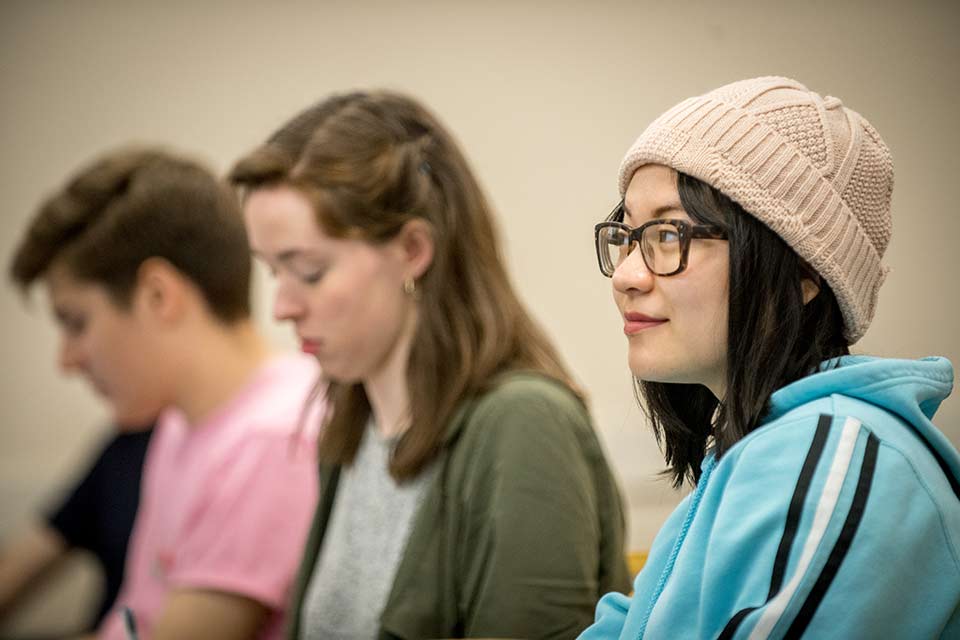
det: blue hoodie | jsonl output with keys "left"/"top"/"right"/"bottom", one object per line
{"left": 580, "top": 356, "right": 959, "bottom": 639}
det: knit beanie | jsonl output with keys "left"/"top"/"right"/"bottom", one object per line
{"left": 618, "top": 76, "right": 893, "bottom": 344}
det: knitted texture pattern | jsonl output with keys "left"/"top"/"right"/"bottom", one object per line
{"left": 618, "top": 76, "right": 894, "bottom": 343}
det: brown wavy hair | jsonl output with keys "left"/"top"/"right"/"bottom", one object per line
{"left": 230, "top": 91, "right": 580, "bottom": 481}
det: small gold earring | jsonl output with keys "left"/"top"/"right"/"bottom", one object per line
{"left": 403, "top": 277, "right": 417, "bottom": 296}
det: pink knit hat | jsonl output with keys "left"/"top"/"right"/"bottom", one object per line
{"left": 618, "top": 76, "right": 893, "bottom": 344}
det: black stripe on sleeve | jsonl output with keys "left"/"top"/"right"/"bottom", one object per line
{"left": 716, "top": 607, "right": 758, "bottom": 640}
{"left": 769, "top": 414, "right": 833, "bottom": 598}
{"left": 783, "top": 431, "right": 879, "bottom": 639}
{"left": 716, "top": 414, "right": 833, "bottom": 639}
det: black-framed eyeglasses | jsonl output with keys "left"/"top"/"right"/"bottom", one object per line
{"left": 594, "top": 201, "right": 727, "bottom": 277}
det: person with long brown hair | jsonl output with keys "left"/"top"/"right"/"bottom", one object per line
{"left": 230, "top": 91, "right": 630, "bottom": 640}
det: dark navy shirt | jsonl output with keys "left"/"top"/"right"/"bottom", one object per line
{"left": 46, "top": 427, "right": 152, "bottom": 629}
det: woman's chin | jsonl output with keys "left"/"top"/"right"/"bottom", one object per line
{"left": 318, "top": 361, "right": 364, "bottom": 385}
{"left": 627, "top": 363, "right": 687, "bottom": 386}
{"left": 627, "top": 356, "right": 670, "bottom": 382}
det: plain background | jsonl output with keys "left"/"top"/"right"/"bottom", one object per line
{"left": 2, "top": 0, "right": 958, "bottom": 633}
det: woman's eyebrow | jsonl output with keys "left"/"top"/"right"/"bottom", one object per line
{"left": 276, "top": 249, "right": 304, "bottom": 263}
{"left": 652, "top": 203, "right": 685, "bottom": 219}
{"left": 623, "top": 201, "right": 685, "bottom": 223}
{"left": 252, "top": 248, "right": 315, "bottom": 264}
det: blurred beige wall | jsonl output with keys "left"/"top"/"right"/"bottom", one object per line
{"left": 1, "top": 1, "right": 958, "bottom": 624}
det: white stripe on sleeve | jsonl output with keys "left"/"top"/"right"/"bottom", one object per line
{"left": 748, "top": 416, "right": 863, "bottom": 640}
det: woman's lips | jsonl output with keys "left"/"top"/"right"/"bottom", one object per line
{"left": 300, "top": 339, "right": 320, "bottom": 355}
{"left": 623, "top": 312, "right": 667, "bottom": 336}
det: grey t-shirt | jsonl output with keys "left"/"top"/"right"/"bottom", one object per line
{"left": 299, "top": 422, "right": 436, "bottom": 640}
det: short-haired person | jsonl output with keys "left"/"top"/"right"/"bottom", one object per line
{"left": 230, "top": 91, "right": 631, "bottom": 640}
{"left": 579, "top": 77, "right": 960, "bottom": 639}
{"left": 9, "top": 148, "right": 320, "bottom": 640}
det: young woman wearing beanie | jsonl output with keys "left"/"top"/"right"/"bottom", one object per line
{"left": 230, "top": 90, "right": 630, "bottom": 640}
{"left": 580, "top": 77, "right": 959, "bottom": 639}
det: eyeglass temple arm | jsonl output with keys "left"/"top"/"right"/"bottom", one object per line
{"left": 690, "top": 226, "right": 727, "bottom": 240}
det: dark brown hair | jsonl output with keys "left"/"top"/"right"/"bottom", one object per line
{"left": 230, "top": 91, "right": 580, "bottom": 481}
{"left": 636, "top": 172, "right": 849, "bottom": 488}
{"left": 10, "top": 147, "right": 252, "bottom": 323}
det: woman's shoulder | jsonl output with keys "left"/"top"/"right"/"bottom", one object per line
{"left": 478, "top": 369, "right": 583, "bottom": 404}
{"left": 445, "top": 371, "right": 611, "bottom": 501}
{"left": 467, "top": 370, "right": 588, "bottom": 426}
{"left": 448, "top": 370, "right": 593, "bottom": 451}
{"left": 718, "top": 398, "right": 960, "bottom": 527}
{"left": 739, "top": 386, "right": 952, "bottom": 477}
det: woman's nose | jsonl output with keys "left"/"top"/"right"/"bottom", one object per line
{"left": 272, "top": 282, "right": 305, "bottom": 323}
{"left": 612, "top": 245, "right": 655, "bottom": 294}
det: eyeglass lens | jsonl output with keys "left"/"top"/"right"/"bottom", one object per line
{"left": 600, "top": 222, "right": 682, "bottom": 276}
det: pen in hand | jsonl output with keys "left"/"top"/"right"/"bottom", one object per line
{"left": 122, "top": 606, "right": 140, "bottom": 640}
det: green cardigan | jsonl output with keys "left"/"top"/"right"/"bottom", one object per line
{"left": 286, "top": 372, "right": 631, "bottom": 640}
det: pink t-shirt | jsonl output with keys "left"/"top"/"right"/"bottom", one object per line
{"left": 99, "top": 354, "right": 322, "bottom": 640}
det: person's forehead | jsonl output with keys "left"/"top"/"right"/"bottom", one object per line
{"left": 44, "top": 260, "right": 112, "bottom": 308}
{"left": 623, "top": 165, "right": 685, "bottom": 222}
{"left": 245, "top": 185, "right": 319, "bottom": 233}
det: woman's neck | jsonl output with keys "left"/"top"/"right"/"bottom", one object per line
{"left": 364, "top": 309, "right": 418, "bottom": 439}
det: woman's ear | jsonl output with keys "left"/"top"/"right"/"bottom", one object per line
{"left": 397, "top": 218, "right": 435, "bottom": 281}
{"left": 800, "top": 276, "right": 821, "bottom": 305}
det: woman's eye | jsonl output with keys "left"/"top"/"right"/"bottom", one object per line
{"left": 611, "top": 231, "right": 630, "bottom": 246}
{"left": 658, "top": 229, "right": 679, "bottom": 242}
